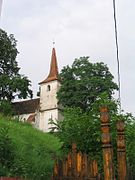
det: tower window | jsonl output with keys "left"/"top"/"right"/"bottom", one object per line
{"left": 47, "top": 85, "right": 51, "bottom": 91}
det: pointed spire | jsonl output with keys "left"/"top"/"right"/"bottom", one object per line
{"left": 39, "top": 48, "right": 59, "bottom": 84}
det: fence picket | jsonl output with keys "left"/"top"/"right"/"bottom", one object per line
{"left": 52, "top": 145, "right": 100, "bottom": 180}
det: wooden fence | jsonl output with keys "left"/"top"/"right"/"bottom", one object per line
{"left": 52, "top": 106, "right": 128, "bottom": 180}
{"left": 52, "top": 144, "right": 100, "bottom": 180}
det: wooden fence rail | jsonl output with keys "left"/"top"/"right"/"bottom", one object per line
{"left": 0, "top": 178, "right": 23, "bottom": 180}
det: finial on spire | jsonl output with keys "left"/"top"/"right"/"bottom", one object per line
{"left": 52, "top": 38, "right": 55, "bottom": 47}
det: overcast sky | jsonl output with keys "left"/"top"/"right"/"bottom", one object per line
{"left": 1, "top": 0, "right": 135, "bottom": 115}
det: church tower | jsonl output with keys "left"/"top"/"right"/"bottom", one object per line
{"left": 38, "top": 48, "right": 61, "bottom": 132}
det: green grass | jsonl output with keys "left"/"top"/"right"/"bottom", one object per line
{"left": 0, "top": 114, "right": 62, "bottom": 180}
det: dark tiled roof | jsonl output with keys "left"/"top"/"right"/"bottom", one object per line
{"left": 12, "top": 98, "right": 40, "bottom": 115}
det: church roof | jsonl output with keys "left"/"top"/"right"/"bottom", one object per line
{"left": 12, "top": 98, "right": 40, "bottom": 115}
{"left": 39, "top": 48, "right": 59, "bottom": 84}
{"left": 27, "top": 113, "right": 36, "bottom": 123}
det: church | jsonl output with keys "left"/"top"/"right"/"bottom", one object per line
{"left": 13, "top": 48, "right": 62, "bottom": 132}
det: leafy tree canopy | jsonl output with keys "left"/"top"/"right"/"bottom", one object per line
{"left": 51, "top": 93, "right": 135, "bottom": 176}
{"left": 0, "top": 29, "right": 33, "bottom": 102}
{"left": 52, "top": 93, "right": 118, "bottom": 155}
{"left": 57, "top": 57, "right": 118, "bottom": 111}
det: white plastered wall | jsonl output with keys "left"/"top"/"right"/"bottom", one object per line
{"left": 39, "top": 80, "right": 62, "bottom": 132}
{"left": 40, "top": 80, "right": 60, "bottom": 111}
{"left": 15, "top": 114, "right": 31, "bottom": 122}
{"left": 39, "top": 109, "right": 60, "bottom": 132}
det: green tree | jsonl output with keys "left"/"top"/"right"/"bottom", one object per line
{"left": 52, "top": 93, "right": 118, "bottom": 155}
{"left": 51, "top": 93, "right": 135, "bottom": 176}
{"left": 57, "top": 57, "right": 118, "bottom": 111}
{"left": 0, "top": 29, "right": 33, "bottom": 102}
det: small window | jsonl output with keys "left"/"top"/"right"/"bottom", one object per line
{"left": 47, "top": 85, "right": 51, "bottom": 91}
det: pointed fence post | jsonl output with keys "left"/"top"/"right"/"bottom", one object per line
{"left": 116, "top": 120, "right": 127, "bottom": 180}
{"left": 100, "top": 106, "right": 115, "bottom": 180}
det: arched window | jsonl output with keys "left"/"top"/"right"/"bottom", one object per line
{"left": 47, "top": 85, "right": 51, "bottom": 91}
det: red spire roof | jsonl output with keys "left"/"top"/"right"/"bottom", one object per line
{"left": 39, "top": 48, "right": 59, "bottom": 84}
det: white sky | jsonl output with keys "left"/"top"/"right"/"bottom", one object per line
{"left": 0, "top": 0, "right": 2, "bottom": 17}
{"left": 1, "top": 0, "right": 135, "bottom": 115}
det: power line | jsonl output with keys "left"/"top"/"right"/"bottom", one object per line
{"left": 112, "top": 0, "right": 121, "bottom": 111}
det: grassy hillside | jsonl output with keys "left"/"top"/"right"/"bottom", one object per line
{"left": 0, "top": 114, "right": 61, "bottom": 180}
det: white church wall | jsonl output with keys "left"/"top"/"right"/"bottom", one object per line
{"left": 40, "top": 80, "right": 61, "bottom": 111}
{"left": 15, "top": 114, "right": 31, "bottom": 122}
{"left": 34, "top": 110, "right": 40, "bottom": 128}
{"left": 39, "top": 109, "right": 59, "bottom": 132}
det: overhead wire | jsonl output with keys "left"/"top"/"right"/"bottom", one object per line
{"left": 112, "top": 0, "right": 121, "bottom": 112}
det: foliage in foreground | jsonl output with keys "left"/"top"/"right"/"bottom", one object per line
{"left": 0, "top": 100, "right": 14, "bottom": 116}
{"left": 51, "top": 93, "right": 135, "bottom": 175}
{"left": 0, "top": 114, "right": 61, "bottom": 180}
